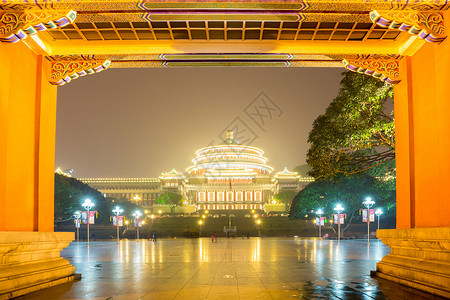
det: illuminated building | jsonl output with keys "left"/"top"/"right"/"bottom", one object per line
{"left": 186, "top": 130, "right": 274, "bottom": 211}
{"left": 78, "top": 177, "right": 161, "bottom": 207}
{"left": 79, "top": 130, "right": 308, "bottom": 212}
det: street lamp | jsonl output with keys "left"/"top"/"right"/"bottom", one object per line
{"left": 150, "top": 214, "right": 155, "bottom": 227}
{"left": 199, "top": 220, "right": 203, "bottom": 237}
{"left": 82, "top": 199, "right": 94, "bottom": 247}
{"left": 112, "top": 206, "right": 123, "bottom": 243}
{"left": 316, "top": 209, "right": 324, "bottom": 238}
{"left": 256, "top": 219, "right": 261, "bottom": 237}
{"left": 334, "top": 204, "right": 344, "bottom": 242}
{"left": 132, "top": 210, "right": 142, "bottom": 240}
{"left": 363, "top": 197, "right": 375, "bottom": 244}
{"left": 73, "top": 211, "right": 81, "bottom": 243}
{"left": 375, "top": 208, "right": 383, "bottom": 230}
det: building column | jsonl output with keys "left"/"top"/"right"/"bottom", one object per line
{"left": 0, "top": 41, "right": 76, "bottom": 298}
{"left": 374, "top": 11, "right": 450, "bottom": 298}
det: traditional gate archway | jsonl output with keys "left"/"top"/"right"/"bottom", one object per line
{"left": 1, "top": 1, "right": 449, "bottom": 298}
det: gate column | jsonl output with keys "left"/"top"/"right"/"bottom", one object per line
{"left": 0, "top": 41, "right": 76, "bottom": 298}
{"left": 375, "top": 10, "right": 450, "bottom": 298}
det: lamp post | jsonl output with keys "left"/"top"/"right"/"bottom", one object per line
{"left": 316, "top": 209, "right": 323, "bottom": 238}
{"left": 82, "top": 199, "right": 94, "bottom": 247}
{"left": 199, "top": 220, "right": 203, "bottom": 237}
{"left": 74, "top": 211, "right": 81, "bottom": 243}
{"left": 375, "top": 208, "right": 383, "bottom": 230}
{"left": 334, "top": 204, "right": 344, "bottom": 242}
{"left": 256, "top": 219, "right": 261, "bottom": 237}
{"left": 132, "top": 211, "right": 142, "bottom": 240}
{"left": 112, "top": 206, "right": 123, "bottom": 243}
{"left": 362, "top": 197, "right": 375, "bottom": 245}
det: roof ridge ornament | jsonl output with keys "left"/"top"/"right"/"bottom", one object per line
{"left": 0, "top": 10, "right": 76, "bottom": 43}
{"left": 342, "top": 58, "right": 401, "bottom": 85}
{"left": 49, "top": 60, "right": 110, "bottom": 86}
{"left": 370, "top": 10, "right": 446, "bottom": 43}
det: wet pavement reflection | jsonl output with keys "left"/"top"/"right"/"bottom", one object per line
{"left": 17, "top": 238, "right": 445, "bottom": 299}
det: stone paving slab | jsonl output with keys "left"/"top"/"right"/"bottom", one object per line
{"left": 16, "top": 238, "right": 447, "bottom": 300}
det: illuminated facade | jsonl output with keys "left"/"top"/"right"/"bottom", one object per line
{"left": 78, "top": 177, "right": 161, "bottom": 207}
{"left": 186, "top": 130, "right": 275, "bottom": 211}
{"left": 79, "top": 131, "right": 308, "bottom": 211}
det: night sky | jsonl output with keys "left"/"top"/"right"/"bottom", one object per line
{"left": 55, "top": 67, "right": 343, "bottom": 178}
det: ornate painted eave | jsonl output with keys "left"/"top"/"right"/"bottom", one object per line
{"left": 49, "top": 60, "right": 110, "bottom": 86}
{"left": 0, "top": 10, "right": 76, "bottom": 43}
{"left": 0, "top": 1, "right": 447, "bottom": 71}
{"left": 370, "top": 10, "right": 446, "bottom": 43}
{"left": 342, "top": 58, "right": 401, "bottom": 85}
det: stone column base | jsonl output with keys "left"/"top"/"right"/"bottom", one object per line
{"left": 373, "top": 228, "right": 450, "bottom": 298}
{"left": 0, "top": 231, "right": 78, "bottom": 299}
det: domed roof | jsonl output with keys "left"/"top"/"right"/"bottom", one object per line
{"left": 186, "top": 130, "right": 273, "bottom": 176}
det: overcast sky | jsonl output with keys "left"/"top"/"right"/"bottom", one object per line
{"left": 55, "top": 67, "right": 343, "bottom": 178}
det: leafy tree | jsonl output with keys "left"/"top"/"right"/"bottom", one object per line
{"left": 307, "top": 71, "right": 394, "bottom": 179}
{"left": 55, "top": 173, "right": 129, "bottom": 225}
{"left": 54, "top": 174, "right": 82, "bottom": 222}
{"left": 293, "top": 164, "right": 313, "bottom": 177}
{"left": 273, "top": 190, "right": 299, "bottom": 210}
{"left": 289, "top": 173, "right": 395, "bottom": 233}
{"left": 109, "top": 197, "right": 144, "bottom": 219}
{"left": 157, "top": 191, "right": 183, "bottom": 213}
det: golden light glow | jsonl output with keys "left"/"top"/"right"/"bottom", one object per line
{"left": 199, "top": 220, "right": 203, "bottom": 225}
{"left": 158, "top": 210, "right": 162, "bottom": 214}
{"left": 125, "top": 221, "right": 129, "bottom": 225}
{"left": 256, "top": 219, "right": 261, "bottom": 224}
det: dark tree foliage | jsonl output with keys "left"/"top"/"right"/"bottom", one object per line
{"left": 293, "top": 164, "right": 313, "bottom": 177}
{"left": 54, "top": 174, "right": 82, "bottom": 222}
{"left": 109, "top": 197, "right": 144, "bottom": 219}
{"left": 55, "top": 173, "right": 143, "bottom": 225}
{"left": 289, "top": 173, "right": 395, "bottom": 232}
{"left": 307, "top": 71, "right": 394, "bottom": 179}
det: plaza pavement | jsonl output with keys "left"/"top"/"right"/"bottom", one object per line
{"left": 17, "top": 238, "right": 445, "bottom": 300}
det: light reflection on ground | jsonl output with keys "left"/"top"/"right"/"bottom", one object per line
{"left": 17, "top": 238, "right": 445, "bottom": 299}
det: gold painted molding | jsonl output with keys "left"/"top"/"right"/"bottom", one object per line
{"left": 0, "top": 10, "right": 76, "bottom": 43}
{"left": 342, "top": 58, "right": 401, "bottom": 84}
{"left": 370, "top": 10, "right": 446, "bottom": 43}
{"left": 49, "top": 60, "right": 110, "bottom": 86}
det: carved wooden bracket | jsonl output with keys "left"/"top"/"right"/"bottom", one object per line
{"left": 342, "top": 59, "right": 401, "bottom": 85}
{"left": 370, "top": 10, "right": 446, "bottom": 43}
{"left": 49, "top": 60, "right": 111, "bottom": 86}
{"left": 0, "top": 10, "right": 76, "bottom": 43}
